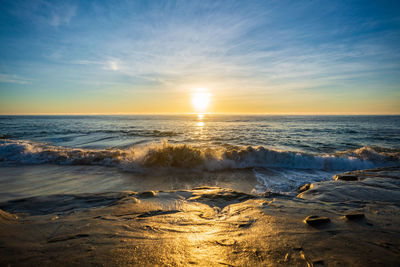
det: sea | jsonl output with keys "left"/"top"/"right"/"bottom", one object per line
{"left": 1, "top": 115, "right": 399, "bottom": 201}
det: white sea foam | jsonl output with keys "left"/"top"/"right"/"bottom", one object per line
{"left": 0, "top": 139, "right": 398, "bottom": 172}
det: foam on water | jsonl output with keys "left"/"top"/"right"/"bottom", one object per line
{"left": 1, "top": 139, "right": 398, "bottom": 172}
{"left": 1, "top": 115, "right": 399, "bottom": 195}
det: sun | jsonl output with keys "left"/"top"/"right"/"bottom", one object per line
{"left": 191, "top": 89, "right": 211, "bottom": 113}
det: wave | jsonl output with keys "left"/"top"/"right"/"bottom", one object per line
{"left": 0, "top": 139, "right": 399, "bottom": 172}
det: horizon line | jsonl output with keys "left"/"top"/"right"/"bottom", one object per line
{"left": 0, "top": 112, "right": 399, "bottom": 116}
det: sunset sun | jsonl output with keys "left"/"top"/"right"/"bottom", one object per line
{"left": 191, "top": 89, "right": 211, "bottom": 113}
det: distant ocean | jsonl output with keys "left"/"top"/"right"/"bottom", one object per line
{"left": 1, "top": 115, "right": 399, "bottom": 200}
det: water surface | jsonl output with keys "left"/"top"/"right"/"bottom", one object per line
{"left": 1, "top": 115, "right": 399, "bottom": 200}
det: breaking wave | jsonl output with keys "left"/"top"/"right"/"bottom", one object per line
{"left": 0, "top": 139, "right": 399, "bottom": 172}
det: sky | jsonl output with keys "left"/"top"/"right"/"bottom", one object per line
{"left": 0, "top": 0, "right": 399, "bottom": 114}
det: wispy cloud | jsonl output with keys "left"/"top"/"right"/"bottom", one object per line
{"left": 62, "top": 1, "right": 399, "bottom": 97}
{"left": 0, "top": 74, "right": 31, "bottom": 84}
{"left": 48, "top": 4, "right": 76, "bottom": 27}
{"left": 1, "top": 0, "right": 399, "bottom": 113}
{"left": 8, "top": 0, "right": 77, "bottom": 27}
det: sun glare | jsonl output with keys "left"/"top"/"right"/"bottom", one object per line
{"left": 191, "top": 89, "right": 211, "bottom": 113}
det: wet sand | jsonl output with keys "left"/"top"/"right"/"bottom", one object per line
{"left": 1, "top": 167, "right": 400, "bottom": 266}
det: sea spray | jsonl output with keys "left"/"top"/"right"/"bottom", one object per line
{"left": 1, "top": 139, "right": 398, "bottom": 171}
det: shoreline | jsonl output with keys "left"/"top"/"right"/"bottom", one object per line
{"left": 1, "top": 167, "right": 400, "bottom": 266}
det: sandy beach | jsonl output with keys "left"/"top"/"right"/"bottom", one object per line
{"left": 1, "top": 166, "right": 399, "bottom": 266}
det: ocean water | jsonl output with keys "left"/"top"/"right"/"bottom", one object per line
{"left": 1, "top": 115, "right": 399, "bottom": 201}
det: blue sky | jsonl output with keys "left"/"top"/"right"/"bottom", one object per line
{"left": 0, "top": 0, "right": 399, "bottom": 114}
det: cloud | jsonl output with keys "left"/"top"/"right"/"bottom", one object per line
{"left": 48, "top": 4, "right": 76, "bottom": 27}
{"left": 9, "top": 1, "right": 399, "bottom": 101}
{"left": 61, "top": 1, "right": 398, "bottom": 97}
{"left": 0, "top": 74, "right": 31, "bottom": 84}
{"left": 72, "top": 59, "right": 120, "bottom": 71}
{"left": 8, "top": 0, "right": 77, "bottom": 27}
{"left": 104, "top": 60, "right": 119, "bottom": 71}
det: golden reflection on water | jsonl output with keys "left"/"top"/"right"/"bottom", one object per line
{"left": 196, "top": 114, "right": 205, "bottom": 128}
